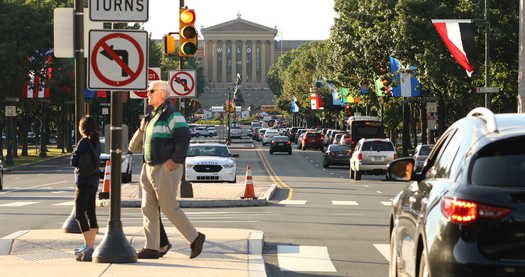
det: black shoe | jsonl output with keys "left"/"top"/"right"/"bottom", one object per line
{"left": 136, "top": 248, "right": 161, "bottom": 259}
{"left": 159, "top": 243, "right": 172, "bottom": 258}
{"left": 190, "top": 232, "right": 206, "bottom": 259}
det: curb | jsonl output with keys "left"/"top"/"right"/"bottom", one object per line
{"left": 0, "top": 230, "right": 29, "bottom": 256}
{"left": 248, "top": 231, "right": 267, "bottom": 277}
{"left": 3, "top": 154, "right": 71, "bottom": 172}
{"left": 109, "top": 184, "right": 277, "bottom": 208}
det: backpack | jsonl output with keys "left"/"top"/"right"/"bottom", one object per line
{"left": 77, "top": 140, "right": 99, "bottom": 178}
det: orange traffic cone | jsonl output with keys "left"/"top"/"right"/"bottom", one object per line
{"left": 241, "top": 165, "right": 257, "bottom": 199}
{"left": 98, "top": 160, "right": 111, "bottom": 200}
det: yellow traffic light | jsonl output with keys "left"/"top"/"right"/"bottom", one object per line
{"left": 163, "top": 34, "right": 176, "bottom": 56}
{"left": 179, "top": 8, "right": 198, "bottom": 57}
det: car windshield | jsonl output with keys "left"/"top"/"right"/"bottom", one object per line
{"left": 329, "top": 145, "right": 350, "bottom": 152}
{"left": 187, "top": 145, "right": 230, "bottom": 157}
{"left": 272, "top": 136, "right": 289, "bottom": 142}
{"left": 471, "top": 137, "right": 525, "bottom": 186}
{"left": 361, "top": 141, "right": 394, "bottom": 151}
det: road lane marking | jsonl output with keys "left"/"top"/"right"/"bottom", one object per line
{"left": 332, "top": 201, "right": 359, "bottom": 206}
{"left": 256, "top": 149, "right": 294, "bottom": 200}
{"left": 373, "top": 243, "right": 390, "bottom": 262}
{"left": 377, "top": 190, "right": 383, "bottom": 194}
{"left": 381, "top": 201, "right": 392, "bottom": 206}
{"left": 279, "top": 200, "right": 307, "bottom": 205}
{"left": 277, "top": 245, "right": 336, "bottom": 272}
{"left": 0, "top": 181, "right": 67, "bottom": 195}
{"left": 53, "top": 201, "right": 75, "bottom": 206}
{"left": 0, "top": 202, "right": 39, "bottom": 207}
{"left": 51, "top": 191, "right": 67, "bottom": 194}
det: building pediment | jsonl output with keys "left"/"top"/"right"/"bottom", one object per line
{"left": 202, "top": 17, "right": 277, "bottom": 35}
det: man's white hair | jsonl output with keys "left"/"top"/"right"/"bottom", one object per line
{"left": 149, "top": 80, "right": 168, "bottom": 98}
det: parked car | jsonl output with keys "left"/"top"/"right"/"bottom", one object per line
{"left": 269, "top": 136, "right": 292, "bottom": 155}
{"left": 195, "top": 126, "right": 210, "bottom": 137}
{"left": 322, "top": 144, "right": 351, "bottom": 168}
{"left": 298, "top": 132, "right": 323, "bottom": 150}
{"left": 185, "top": 143, "right": 238, "bottom": 183}
{"left": 262, "top": 129, "right": 280, "bottom": 145}
{"left": 207, "top": 126, "right": 217, "bottom": 136}
{"left": 98, "top": 138, "right": 132, "bottom": 183}
{"left": 413, "top": 143, "right": 434, "bottom": 171}
{"left": 349, "top": 138, "right": 397, "bottom": 180}
{"left": 387, "top": 107, "right": 525, "bottom": 277}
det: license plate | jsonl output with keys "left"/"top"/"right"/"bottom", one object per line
{"left": 337, "top": 153, "right": 345, "bottom": 157}
{"left": 372, "top": 156, "right": 384, "bottom": 161}
{"left": 279, "top": 143, "right": 286, "bottom": 145}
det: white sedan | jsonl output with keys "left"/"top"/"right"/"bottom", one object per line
{"left": 185, "top": 143, "right": 239, "bottom": 183}
{"left": 98, "top": 138, "right": 133, "bottom": 183}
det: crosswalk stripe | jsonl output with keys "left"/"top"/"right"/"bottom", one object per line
{"left": 277, "top": 245, "right": 336, "bottom": 272}
{"left": 279, "top": 200, "right": 307, "bottom": 205}
{"left": 0, "top": 202, "right": 39, "bottom": 207}
{"left": 332, "top": 201, "right": 359, "bottom": 206}
{"left": 53, "top": 201, "right": 75, "bottom": 206}
{"left": 381, "top": 201, "right": 392, "bottom": 206}
{"left": 373, "top": 243, "right": 390, "bottom": 262}
{"left": 51, "top": 191, "right": 67, "bottom": 194}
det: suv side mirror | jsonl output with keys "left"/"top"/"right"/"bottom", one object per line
{"left": 387, "top": 157, "right": 415, "bottom": 181}
{"left": 231, "top": 153, "right": 239, "bottom": 158}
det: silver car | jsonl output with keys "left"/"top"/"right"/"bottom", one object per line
{"left": 350, "top": 138, "right": 397, "bottom": 180}
{"left": 413, "top": 144, "right": 434, "bottom": 171}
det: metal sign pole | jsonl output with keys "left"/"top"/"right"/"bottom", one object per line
{"left": 74, "top": 0, "right": 86, "bottom": 143}
{"left": 92, "top": 91, "right": 137, "bottom": 263}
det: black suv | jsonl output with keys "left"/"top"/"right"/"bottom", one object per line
{"left": 387, "top": 108, "right": 525, "bottom": 277}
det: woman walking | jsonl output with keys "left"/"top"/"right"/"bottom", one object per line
{"left": 71, "top": 115, "right": 101, "bottom": 262}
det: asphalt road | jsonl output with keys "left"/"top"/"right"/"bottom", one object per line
{"left": 0, "top": 126, "right": 409, "bottom": 276}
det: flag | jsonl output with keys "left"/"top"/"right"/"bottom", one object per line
{"left": 389, "top": 57, "right": 402, "bottom": 73}
{"left": 431, "top": 19, "right": 475, "bottom": 77}
{"left": 23, "top": 73, "right": 50, "bottom": 98}
{"left": 359, "top": 87, "right": 369, "bottom": 94}
{"left": 290, "top": 97, "right": 300, "bottom": 113}
{"left": 327, "top": 82, "right": 343, "bottom": 105}
{"left": 392, "top": 73, "right": 421, "bottom": 97}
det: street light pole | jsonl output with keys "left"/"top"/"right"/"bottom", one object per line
{"left": 518, "top": 0, "right": 525, "bottom": 113}
{"left": 484, "top": 0, "right": 490, "bottom": 109}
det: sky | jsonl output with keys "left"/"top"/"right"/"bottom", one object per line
{"left": 143, "top": 0, "right": 337, "bottom": 40}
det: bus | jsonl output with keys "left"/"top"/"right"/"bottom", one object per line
{"left": 345, "top": 116, "right": 386, "bottom": 147}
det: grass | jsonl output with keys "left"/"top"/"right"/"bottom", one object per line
{"left": 2, "top": 146, "right": 70, "bottom": 168}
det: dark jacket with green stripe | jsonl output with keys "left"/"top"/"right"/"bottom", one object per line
{"left": 144, "top": 101, "right": 190, "bottom": 165}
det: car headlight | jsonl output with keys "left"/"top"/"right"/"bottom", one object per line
{"left": 222, "top": 163, "right": 235, "bottom": 168}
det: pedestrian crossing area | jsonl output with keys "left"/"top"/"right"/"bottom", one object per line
{"left": 278, "top": 200, "right": 393, "bottom": 206}
{"left": 274, "top": 243, "right": 390, "bottom": 273}
{"left": 0, "top": 199, "right": 393, "bottom": 208}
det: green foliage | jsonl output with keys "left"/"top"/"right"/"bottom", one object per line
{"left": 194, "top": 120, "right": 222, "bottom": 125}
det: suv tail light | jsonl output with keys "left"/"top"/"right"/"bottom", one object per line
{"left": 442, "top": 197, "right": 512, "bottom": 224}
{"left": 358, "top": 153, "right": 363, "bottom": 160}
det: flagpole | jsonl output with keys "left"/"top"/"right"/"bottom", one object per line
{"left": 484, "top": 0, "right": 490, "bottom": 108}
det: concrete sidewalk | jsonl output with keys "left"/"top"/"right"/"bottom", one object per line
{"left": 0, "top": 227, "right": 266, "bottom": 277}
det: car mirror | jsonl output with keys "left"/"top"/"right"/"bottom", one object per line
{"left": 387, "top": 157, "right": 415, "bottom": 182}
{"left": 231, "top": 153, "right": 239, "bottom": 158}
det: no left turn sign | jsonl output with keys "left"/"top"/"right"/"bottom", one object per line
{"left": 168, "top": 70, "right": 196, "bottom": 98}
{"left": 88, "top": 30, "right": 148, "bottom": 90}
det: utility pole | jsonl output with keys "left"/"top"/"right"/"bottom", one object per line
{"left": 484, "top": 0, "right": 490, "bottom": 109}
{"left": 518, "top": 0, "right": 525, "bottom": 112}
{"left": 73, "top": 0, "right": 86, "bottom": 142}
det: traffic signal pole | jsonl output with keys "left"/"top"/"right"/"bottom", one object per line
{"left": 73, "top": 0, "right": 85, "bottom": 143}
{"left": 518, "top": 0, "right": 525, "bottom": 113}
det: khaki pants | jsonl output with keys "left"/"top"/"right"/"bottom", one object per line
{"left": 140, "top": 162, "right": 198, "bottom": 250}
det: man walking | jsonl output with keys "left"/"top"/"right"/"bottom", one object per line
{"left": 130, "top": 80, "right": 205, "bottom": 259}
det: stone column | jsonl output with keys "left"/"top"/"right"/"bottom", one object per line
{"left": 232, "top": 40, "right": 237, "bottom": 81}
{"left": 261, "top": 40, "right": 267, "bottom": 83}
{"left": 270, "top": 39, "right": 275, "bottom": 67}
{"left": 212, "top": 40, "right": 217, "bottom": 83}
{"left": 203, "top": 39, "right": 209, "bottom": 83}
{"left": 252, "top": 40, "right": 257, "bottom": 83}
{"left": 222, "top": 40, "right": 227, "bottom": 84}
{"left": 242, "top": 40, "right": 247, "bottom": 83}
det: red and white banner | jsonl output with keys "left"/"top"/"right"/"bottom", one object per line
{"left": 310, "top": 93, "right": 319, "bottom": 110}
{"left": 432, "top": 19, "right": 475, "bottom": 77}
{"left": 23, "top": 72, "right": 50, "bottom": 98}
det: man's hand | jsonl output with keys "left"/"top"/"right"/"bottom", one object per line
{"left": 139, "top": 118, "right": 147, "bottom": 132}
{"left": 165, "top": 159, "right": 177, "bottom": 171}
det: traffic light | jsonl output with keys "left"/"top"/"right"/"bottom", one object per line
{"left": 163, "top": 34, "right": 176, "bottom": 56}
{"left": 179, "top": 8, "right": 198, "bottom": 57}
